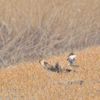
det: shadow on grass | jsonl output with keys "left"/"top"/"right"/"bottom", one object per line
{"left": 71, "top": 65, "right": 80, "bottom": 68}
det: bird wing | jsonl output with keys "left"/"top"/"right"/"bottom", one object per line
{"left": 39, "top": 60, "right": 72, "bottom": 73}
{"left": 39, "top": 59, "right": 55, "bottom": 73}
{"left": 69, "top": 55, "right": 77, "bottom": 59}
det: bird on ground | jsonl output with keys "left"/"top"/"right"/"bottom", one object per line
{"left": 67, "top": 52, "right": 77, "bottom": 67}
{"left": 39, "top": 59, "right": 55, "bottom": 73}
{"left": 39, "top": 59, "right": 71, "bottom": 73}
{"left": 54, "top": 62, "right": 63, "bottom": 69}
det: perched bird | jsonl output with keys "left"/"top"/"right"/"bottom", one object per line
{"left": 67, "top": 53, "right": 77, "bottom": 67}
{"left": 54, "top": 62, "right": 62, "bottom": 69}
{"left": 54, "top": 61, "right": 63, "bottom": 73}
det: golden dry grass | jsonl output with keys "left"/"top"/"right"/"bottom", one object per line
{"left": 0, "top": 46, "right": 100, "bottom": 100}
{"left": 0, "top": 0, "right": 100, "bottom": 99}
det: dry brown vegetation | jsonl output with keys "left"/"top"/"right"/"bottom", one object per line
{"left": 0, "top": 0, "right": 100, "bottom": 66}
{"left": 0, "top": 0, "right": 100, "bottom": 99}
{"left": 0, "top": 46, "right": 100, "bottom": 100}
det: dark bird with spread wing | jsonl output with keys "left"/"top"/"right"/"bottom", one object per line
{"left": 39, "top": 59, "right": 72, "bottom": 73}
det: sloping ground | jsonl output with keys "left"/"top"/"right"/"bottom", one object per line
{"left": 0, "top": 46, "right": 100, "bottom": 100}
{"left": 0, "top": 0, "right": 100, "bottom": 67}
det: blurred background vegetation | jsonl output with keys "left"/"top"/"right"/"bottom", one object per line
{"left": 0, "top": 0, "right": 100, "bottom": 67}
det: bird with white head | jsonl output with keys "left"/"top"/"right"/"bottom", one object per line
{"left": 67, "top": 53, "right": 77, "bottom": 67}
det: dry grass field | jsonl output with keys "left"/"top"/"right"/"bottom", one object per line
{"left": 0, "top": 0, "right": 100, "bottom": 100}
{"left": 0, "top": 46, "right": 100, "bottom": 100}
{"left": 0, "top": 0, "right": 100, "bottom": 66}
